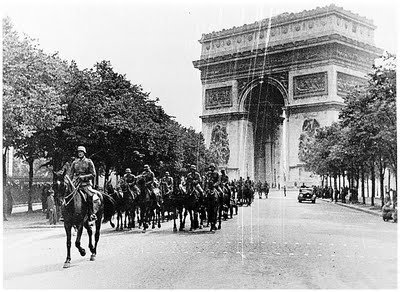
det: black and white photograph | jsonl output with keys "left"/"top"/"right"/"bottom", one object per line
{"left": 2, "top": 0, "right": 397, "bottom": 289}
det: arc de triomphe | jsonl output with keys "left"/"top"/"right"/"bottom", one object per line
{"left": 193, "top": 4, "right": 380, "bottom": 187}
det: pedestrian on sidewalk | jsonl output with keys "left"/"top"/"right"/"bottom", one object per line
{"left": 47, "top": 188, "right": 57, "bottom": 225}
{"left": 283, "top": 185, "right": 286, "bottom": 197}
{"left": 334, "top": 188, "right": 339, "bottom": 203}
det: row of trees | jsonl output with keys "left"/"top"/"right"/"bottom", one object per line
{"left": 299, "top": 53, "right": 396, "bottom": 206}
{"left": 3, "top": 17, "right": 216, "bottom": 212}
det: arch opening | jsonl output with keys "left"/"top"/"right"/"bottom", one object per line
{"left": 244, "top": 81, "right": 286, "bottom": 185}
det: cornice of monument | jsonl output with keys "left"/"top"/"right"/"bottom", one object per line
{"left": 193, "top": 34, "right": 382, "bottom": 68}
{"left": 199, "top": 4, "right": 376, "bottom": 43}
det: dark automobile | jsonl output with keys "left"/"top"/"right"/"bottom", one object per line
{"left": 298, "top": 187, "right": 316, "bottom": 203}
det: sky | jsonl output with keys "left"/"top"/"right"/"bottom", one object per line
{"left": 3, "top": 0, "right": 398, "bottom": 131}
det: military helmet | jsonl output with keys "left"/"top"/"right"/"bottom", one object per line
{"left": 144, "top": 164, "right": 150, "bottom": 170}
{"left": 77, "top": 146, "right": 86, "bottom": 153}
{"left": 165, "top": 171, "right": 170, "bottom": 176}
{"left": 209, "top": 163, "right": 215, "bottom": 169}
{"left": 221, "top": 169, "right": 226, "bottom": 173}
{"left": 190, "top": 165, "right": 196, "bottom": 170}
{"left": 125, "top": 168, "right": 131, "bottom": 173}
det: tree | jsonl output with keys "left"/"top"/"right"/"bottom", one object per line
{"left": 3, "top": 17, "right": 68, "bottom": 212}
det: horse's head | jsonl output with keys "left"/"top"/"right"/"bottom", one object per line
{"left": 53, "top": 171, "right": 75, "bottom": 202}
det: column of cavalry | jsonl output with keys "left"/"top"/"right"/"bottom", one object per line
{"left": 52, "top": 146, "right": 257, "bottom": 268}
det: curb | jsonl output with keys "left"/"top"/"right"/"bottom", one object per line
{"left": 319, "top": 198, "right": 381, "bottom": 217}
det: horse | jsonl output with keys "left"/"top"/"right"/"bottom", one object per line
{"left": 116, "top": 180, "right": 138, "bottom": 230}
{"left": 53, "top": 172, "right": 104, "bottom": 269}
{"left": 135, "top": 175, "right": 157, "bottom": 232}
{"left": 243, "top": 184, "right": 254, "bottom": 206}
{"left": 204, "top": 187, "right": 220, "bottom": 232}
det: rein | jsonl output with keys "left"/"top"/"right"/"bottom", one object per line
{"left": 63, "top": 176, "right": 82, "bottom": 206}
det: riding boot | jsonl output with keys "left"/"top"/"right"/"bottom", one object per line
{"left": 88, "top": 196, "right": 97, "bottom": 224}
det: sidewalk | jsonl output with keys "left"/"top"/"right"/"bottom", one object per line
{"left": 319, "top": 197, "right": 383, "bottom": 217}
{"left": 3, "top": 205, "right": 64, "bottom": 230}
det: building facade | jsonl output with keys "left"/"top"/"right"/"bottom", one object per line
{"left": 193, "top": 4, "right": 381, "bottom": 187}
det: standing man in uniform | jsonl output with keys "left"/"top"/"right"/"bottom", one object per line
{"left": 70, "top": 146, "right": 98, "bottom": 224}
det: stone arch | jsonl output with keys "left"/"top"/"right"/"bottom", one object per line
{"left": 238, "top": 76, "right": 288, "bottom": 112}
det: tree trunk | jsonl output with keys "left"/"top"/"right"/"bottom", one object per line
{"left": 334, "top": 175, "right": 337, "bottom": 189}
{"left": 379, "top": 161, "right": 385, "bottom": 208}
{"left": 3, "top": 147, "right": 9, "bottom": 220}
{"left": 361, "top": 168, "right": 366, "bottom": 204}
{"left": 104, "top": 164, "right": 110, "bottom": 190}
{"left": 28, "top": 157, "right": 34, "bottom": 213}
{"left": 371, "top": 164, "right": 375, "bottom": 207}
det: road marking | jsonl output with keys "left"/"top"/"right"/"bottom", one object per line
{"left": 319, "top": 243, "right": 322, "bottom": 245}
{"left": 159, "top": 251, "right": 163, "bottom": 254}
{"left": 223, "top": 251, "right": 228, "bottom": 254}
{"left": 197, "top": 251, "right": 201, "bottom": 254}
{"left": 273, "top": 242, "right": 276, "bottom": 244}
{"left": 331, "top": 254, "right": 335, "bottom": 257}
{"left": 318, "top": 254, "right": 322, "bottom": 257}
{"left": 295, "top": 242, "right": 299, "bottom": 245}
{"left": 236, "top": 251, "right": 241, "bottom": 254}
{"left": 329, "top": 243, "right": 334, "bottom": 246}
{"left": 343, "top": 244, "right": 347, "bottom": 246}
{"left": 184, "top": 251, "right": 188, "bottom": 254}
{"left": 227, "top": 241, "right": 231, "bottom": 244}
{"left": 249, "top": 252, "right": 254, "bottom": 254}
{"left": 360, "top": 255, "right": 365, "bottom": 258}
{"left": 210, "top": 251, "right": 214, "bottom": 254}
{"left": 262, "top": 252, "right": 268, "bottom": 254}
{"left": 304, "top": 253, "right": 309, "bottom": 256}
{"left": 289, "top": 253, "right": 294, "bottom": 256}
{"left": 284, "top": 242, "right": 288, "bottom": 245}
{"left": 261, "top": 242, "right": 265, "bottom": 244}
{"left": 275, "top": 252, "right": 281, "bottom": 255}
{"left": 307, "top": 243, "right": 310, "bottom": 245}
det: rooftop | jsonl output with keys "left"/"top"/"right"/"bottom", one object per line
{"left": 200, "top": 4, "right": 375, "bottom": 42}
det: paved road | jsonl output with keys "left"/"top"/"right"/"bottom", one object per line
{"left": 3, "top": 190, "right": 397, "bottom": 289}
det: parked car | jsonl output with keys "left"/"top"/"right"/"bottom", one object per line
{"left": 298, "top": 187, "right": 316, "bottom": 203}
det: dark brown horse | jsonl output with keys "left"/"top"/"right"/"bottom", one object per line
{"left": 53, "top": 172, "right": 104, "bottom": 268}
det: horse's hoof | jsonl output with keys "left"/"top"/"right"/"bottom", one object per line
{"left": 199, "top": 225, "right": 203, "bottom": 230}
{"left": 110, "top": 223, "right": 115, "bottom": 228}
{"left": 63, "top": 262, "right": 71, "bottom": 269}
{"left": 218, "top": 226, "right": 221, "bottom": 230}
{"left": 90, "top": 254, "right": 96, "bottom": 261}
{"left": 142, "top": 229, "right": 146, "bottom": 233}
{"left": 158, "top": 224, "right": 161, "bottom": 228}
{"left": 173, "top": 227, "right": 177, "bottom": 232}
{"left": 80, "top": 249, "right": 86, "bottom": 257}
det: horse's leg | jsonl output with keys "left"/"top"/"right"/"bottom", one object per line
{"left": 63, "top": 224, "right": 72, "bottom": 268}
{"left": 173, "top": 208, "right": 177, "bottom": 232}
{"left": 218, "top": 205, "right": 222, "bottom": 230}
{"left": 85, "top": 221, "right": 94, "bottom": 254}
{"left": 157, "top": 207, "right": 162, "bottom": 228}
{"left": 90, "top": 216, "right": 101, "bottom": 261}
{"left": 75, "top": 223, "right": 86, "bottom": 257}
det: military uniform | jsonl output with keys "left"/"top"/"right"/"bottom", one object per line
{"left": 142, "top": 168, "right": 155, "bottom": 195}
{"left": 70, "top": 154, "right": 98, "bottom": 220}
{"left": 161, "top": 175, "right": 174, "bottom": 194}
{"left": 186, "top": 170, "right": 203, "bottom": 195}
{"left": 206, "top": 168, "right": 222, "bottom": 194}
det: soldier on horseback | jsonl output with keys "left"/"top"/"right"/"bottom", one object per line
{"left": 70, "top": 146, "right": 98, "bottom": 224}
{"left": 206, "top": 164, "right": 223, "bottom": 195}
{"left": 142, "top": 164, "right": 155, "bottom": 196}
{"left": 161, "top": 172, "right": 174, "bottom": 195}
{"left": 220, "top": 169, "right": 230, "bottom": 195}
{"left": 186, "top": 165, "right": 203, "bottom": 196}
